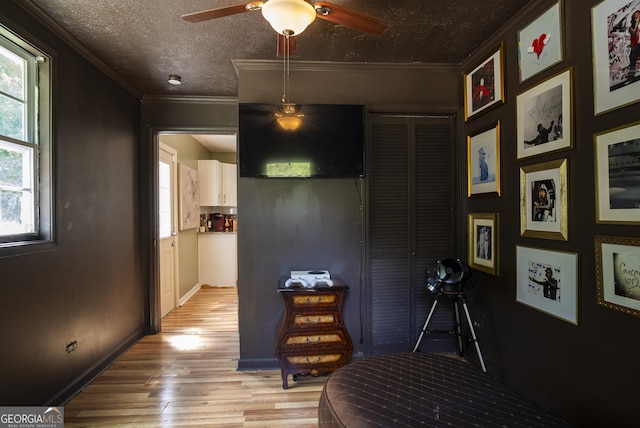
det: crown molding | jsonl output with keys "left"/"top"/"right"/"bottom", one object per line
{"left": 17, "top": 0, "right": 143, "bottom": 99}
{"left": 233, "top": 59, "right": 462, "bottom": 75}
{"left": 141, "top": 95, "right": 239, "bottom": 105}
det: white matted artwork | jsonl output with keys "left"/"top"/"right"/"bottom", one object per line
{"left": 592, "top": 0, "right": 640, "bottom": 114}
{"left": 468, "top": 213, "right": 499, "bottom": 276}
{"left": 595, "top": 235, "right": 640, "bottom": 317}
{"left": 594, "top": 120, "right": 640, "bottom": 223}
{"left": 520, "top": 159, "right": 568, "bottom": 241}
{"left": 516, "top": 68, "right": 572, "bottom": 160}
{"left": 516, "top": 245, "right": 578, "bottom": 325}
{"left": 179, "top": 163, "right": 200, "bottom": 231}
{"left": 518, "top": 1, "right": 564, "bottom": 82}
{"left": 463, "top": 44, "right": 505, "bottom": 120}
{"left": 467, "top": 121, "right": 501, "bottom": 196}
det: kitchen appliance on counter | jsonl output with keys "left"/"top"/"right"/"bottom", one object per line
{"left": 212, "top": 213, "right": 225, "bottom": 232}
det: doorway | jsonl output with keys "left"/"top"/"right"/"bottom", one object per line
{"left": 153, "top": 129, "right": 238, "bottom": 331}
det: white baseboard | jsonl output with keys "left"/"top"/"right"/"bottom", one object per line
{"left": 179, "top": 283, "right": 202, "bottom": 306}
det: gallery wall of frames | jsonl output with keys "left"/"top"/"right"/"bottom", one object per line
{"left": 461, "top": 0, "right": 640, "bottom": 425}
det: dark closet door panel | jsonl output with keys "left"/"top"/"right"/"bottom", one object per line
{"left": 371, "top": 258, "right": 411, "bottom": 344}
{"left": 370, "top": 123, "right": 409, "bottom": 252}
{"left": 367, "top": 115, "right": 456, "bottom": 354}
{"left": 415, "top": 122, "right": 455, "bottom": 260}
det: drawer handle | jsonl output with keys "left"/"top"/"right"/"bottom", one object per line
{"left": 305, "top": 356, "right": 322, "bottom": 363}
{"left": 305, "top": 296, "right": 323, "bottom": 303}
{"left": 305, "top": 336, "right": 322, "bottom": 343}
{"left": 305, "top": 316, "right": 323, "bottom": 323}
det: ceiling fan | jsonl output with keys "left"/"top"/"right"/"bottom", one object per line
{"left": 182, "top": 0, "right": 388, "bottom": 56}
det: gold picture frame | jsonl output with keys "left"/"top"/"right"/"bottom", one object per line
{"left": 468, "top": 213, "right": 499, "bottom": 276}
{"left": 467, "top": 121, "right": 501, "bottom": 197}
{"left": 463, "top": 43, "right": 505, "bottom": 121}
{"left": 516, "top": 68, "right": 573, "bottom": 160}
{"left": 594, "top": 120, "right": 640, "bottom": 224}
{"left": 520, "top": 158, "right": 568, "bottom": 240}
{"left": 595, "top": 235, "right": 640, "bottom": 318}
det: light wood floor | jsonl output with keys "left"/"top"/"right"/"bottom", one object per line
{"left": 64, "top": 286, "right": 326, "bottom": 427}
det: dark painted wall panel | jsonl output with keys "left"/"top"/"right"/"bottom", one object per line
{"left": 463, "top": 0, "right": 640, "bottom": 425}
{"left": 0, "top": 1, "right": 142, "bottom": 405}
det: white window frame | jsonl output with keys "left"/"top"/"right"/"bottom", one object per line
{"left": 0, "top": 22, "right": 55, "bottom": 255}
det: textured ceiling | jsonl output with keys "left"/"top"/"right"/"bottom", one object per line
{"left": 25, "top": 0, "right": 533, "bottom": 97}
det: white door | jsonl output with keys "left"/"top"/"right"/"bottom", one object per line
{"left": 159, "top": 143, "right": 178, "bottom": 318}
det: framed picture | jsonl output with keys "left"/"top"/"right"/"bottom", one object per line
{"left": 468, "top": 213, "right": 499, "bottom": 276}
{"left": 463, "top": 43, "right": 505, "bottom": 121}
{"left": 516, "top": 245, "right": 578, "bottom": 324}
{"left": 467, "top": 121, "right": 501, "bottom": 197}
{"left": 592, "top": 0, "right": 640, "bottom": 115}
{"left": 179, "top": 163, "right": 200, "bottom": 231}
{"left": 594, "top": 121, "right": 640, "bottom": 223}
{"left": 595, "top": 235, "right": 640, "bottom": 318}
{"left": 520, "top": 158, "right": 568, "bottom": 241}
{"left": 516, "top": 68, "right": 572, "bottom": 159}
{"left": 518, "top": 1, "right": 564, "bottom": 82}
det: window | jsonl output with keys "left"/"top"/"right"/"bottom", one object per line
{"left": 0, "top": 24, "right": 53, "bottom": 253}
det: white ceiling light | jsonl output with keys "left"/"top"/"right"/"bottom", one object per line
{"left": 261, "top": 0, "right": 316, "bottom": 36}
{"left": 168, "top": 74, "right": 182, "bottom": 85}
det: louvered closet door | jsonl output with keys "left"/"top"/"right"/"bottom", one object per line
{"left": 368, "top": 115, "right": 456, "bottom": 355}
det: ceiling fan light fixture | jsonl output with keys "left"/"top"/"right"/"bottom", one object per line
{"left": 277, "top": 115, "right": 303, "bottom": 131}
{"left": 261, "top": 0, "right": 316, "bottom": 36}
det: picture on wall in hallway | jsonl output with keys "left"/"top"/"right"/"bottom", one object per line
{"left": 592, "top": 0, "right": 640, "bottom": 114}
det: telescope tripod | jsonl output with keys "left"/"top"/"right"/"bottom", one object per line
{"left": 412, "top": 289, "right": 487, "bottom": 372}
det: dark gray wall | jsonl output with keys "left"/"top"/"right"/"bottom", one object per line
{"left": 463, "top": 0, "right": 640, "bottom": 425}
{"left": 0, "top": 1, "right": 142, "bottom": 405}
{"left": 234, "top": 61, "right": 462, "bottom": 367}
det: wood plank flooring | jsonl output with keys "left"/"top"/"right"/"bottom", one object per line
{"left": 64, "top": 286, "right": 326, "bottom": 427}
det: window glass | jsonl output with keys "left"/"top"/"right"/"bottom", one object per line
{"left": 0, "top": 45, "right": 26, "bottom": 140}
{"left": 0, "top": 24, "right": 53, "bottom": 251}
{"left": 159, "top": 161, "right": 171, "bottom": 239}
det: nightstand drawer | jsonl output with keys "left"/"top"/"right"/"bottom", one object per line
{"left": 292, "top": 294, "right": 336, "bottom": 306}
{"left": 285, "top": 353, "right": 343, "bottom": 365}
{"left": 285, "top": 333, "right": 343, "bottom": 346}
{"left": 293, "top": 313, "right": 335, "bottom": 325}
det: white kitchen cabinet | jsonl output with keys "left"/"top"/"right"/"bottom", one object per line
{"left": 198, "top": 160, "right": 221, "bottom": 206}
{"left": 198, "top": 233, "right": 237, "bottom": 287}
{"left": 198, "top": 160, "right": 237, "bottom": 207}
{"left": 221, "top": 163, "right": 237, "bottom": 207}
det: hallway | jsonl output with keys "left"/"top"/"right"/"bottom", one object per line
{"left": 64, "top": 286, "right": 325, "bottom": 427}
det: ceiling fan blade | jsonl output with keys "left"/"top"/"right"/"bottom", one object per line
{"left": 277, "top": 34, "right": 297, "bottom": 58}
{"left": 181, "top": 2, "right": 263, "bottom": 23}
{"left": 314, "top": 1, "right": 387, "bottom": 35}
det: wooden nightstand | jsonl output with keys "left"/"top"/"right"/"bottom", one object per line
{"left": 275, "top": 279, "right": 353, "bottom": 389}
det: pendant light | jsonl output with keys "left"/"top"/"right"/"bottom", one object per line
{"left": 276, "top": 32, "right": 303, "bottom": 131}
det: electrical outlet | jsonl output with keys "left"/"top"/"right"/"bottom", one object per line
{"left": 66, "top": 340, "right": 78, "bottom": 354}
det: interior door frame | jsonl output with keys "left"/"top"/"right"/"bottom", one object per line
{"left": 145, "top": 125, "right": 238, "bottom": 334}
